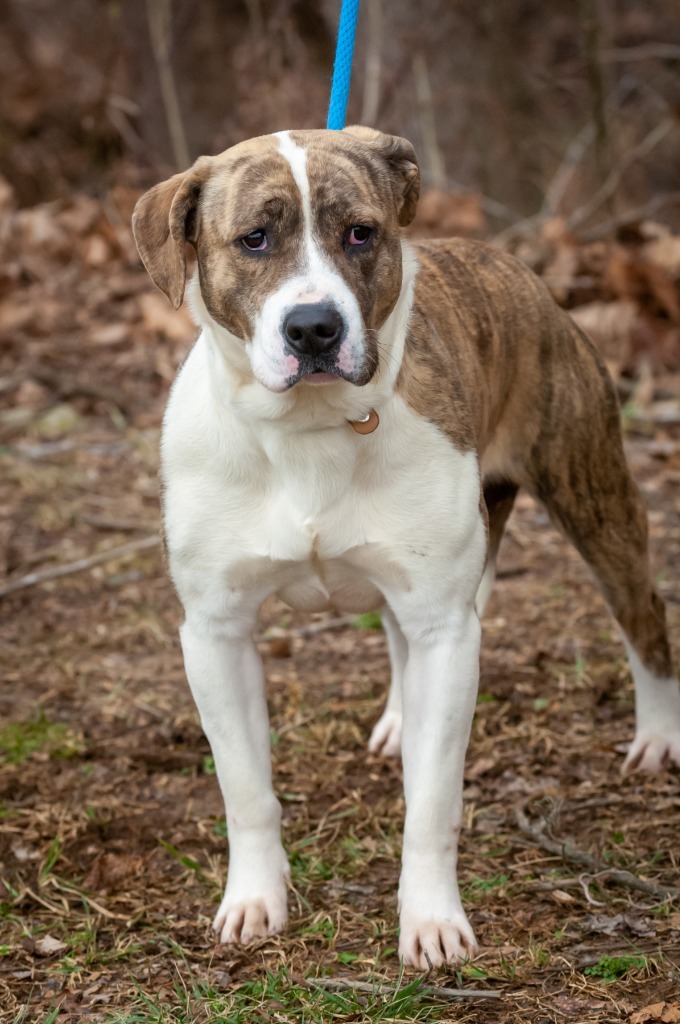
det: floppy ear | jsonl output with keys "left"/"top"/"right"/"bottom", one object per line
{"left": 132, "top": 160, "right": 209, "bottom": 309}
{"left": 342, "top": 126, "right": 420, "bottom": 226}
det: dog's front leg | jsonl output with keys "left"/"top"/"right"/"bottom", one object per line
{"left": 180, "top": 618, "right": 289, "bottom": 944}
{"left": 392, "top": 602, "right": 481, "bottom": 970}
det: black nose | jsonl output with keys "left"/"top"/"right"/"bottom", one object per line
{"left": 282, "top": 303, "right": 345, "bottom": 356}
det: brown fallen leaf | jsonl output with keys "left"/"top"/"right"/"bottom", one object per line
{"left": 139, "top": 291, "right": 194, "bottom": 343}
{"left": 465, "top": 756, "right": 495, "bottom": 779}
{"left": 83, "top": 852, "right": 145, "bottom": 892}
{"left": 268, "top": 636, "right": 292, "bottom": 659}
{"left": 34, "top": 934, "right": 67, "bottom": 956}
{"left": 630, "top": 1003, "right": 680, "bottom": 1024}
{"left": 583, "top": 912, "right": 655, "bottom": 937}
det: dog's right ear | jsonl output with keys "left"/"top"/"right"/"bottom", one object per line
{"left": 132, "top": 160, "right": 210, "bottom": 309}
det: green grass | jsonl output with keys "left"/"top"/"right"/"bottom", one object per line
{"left": 461, "top": 873, "right": 510, "bottom": 902}
{"left": 101, "top": 965, "right": 458, "bottom": 1023}
{"left": 352, "top": 611, "right": 383, "bottom": 630}
{"left": 0, "top": 713, "right": 83, "bottom": 765}
{"left": 583, "top": 954, "right": 647, "bottom": 983}
{"left": 159, "top": 839, "right": 204, "bottom": 875}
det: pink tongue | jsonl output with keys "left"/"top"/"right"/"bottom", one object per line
{"left": 302, "top": 372, "right": 337, "bottom": 384}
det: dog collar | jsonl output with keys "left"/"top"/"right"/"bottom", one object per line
{"left": 348, "top": 408, "right": 379, "bottom": 434}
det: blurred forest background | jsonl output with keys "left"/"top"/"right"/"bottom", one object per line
{"left": 2, "top": 0, "right": 680, "bottom": 398}
{"left": 2, "top": 0, "right": 680, "bottom": 218}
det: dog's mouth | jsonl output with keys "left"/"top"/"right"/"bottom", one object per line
{"left": 301, "top": 372, "right": 337, "bottom": 385}
{"left": 283, "top": 356, "right": 377, "bottom": 391}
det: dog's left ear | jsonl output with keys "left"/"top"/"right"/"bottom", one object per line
{"left": 343, "top": 126, "right": 420, "bottom": 226}
{"left": 132, "top": 159, "right": 210, "bottom": 309}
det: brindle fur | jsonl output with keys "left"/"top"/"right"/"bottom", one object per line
{"left": 398, "top": 237, "right": 672, "bottom": 679}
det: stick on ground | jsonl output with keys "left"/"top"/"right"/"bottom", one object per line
{"left": 0, "top": 536, "right": 160, "bottom": 599}
{"left": 515, "top": 806, "right": 677, "bottom": 901}
{"left": 306, "top": 977, "right": 501, "bottom": 1000}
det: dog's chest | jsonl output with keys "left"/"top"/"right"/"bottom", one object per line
{"left": 250, "top": 439, "right": 374, "bottom": 611}
{"left": 163, "top": 364, "right": 483, "bottom": 618}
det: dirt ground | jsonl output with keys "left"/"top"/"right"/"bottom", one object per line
{"left": 1, "top": 197, "right": 680, "bottom": 1023}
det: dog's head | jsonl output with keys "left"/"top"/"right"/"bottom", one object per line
{"left": 132, "top": 127, "right": 419, "bottom": 393}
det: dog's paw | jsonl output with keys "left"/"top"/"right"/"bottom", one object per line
{"left": 368, "top": 709, "right": 402, "bottom": 757}
{"left": 213, "top": 888, "right": 288, "bottom": 944}
{"left": 398, "top": 911, "right": 477, "bottom": 970}
{"left": 623, "top": 729, "right": 680, "bottom": 773}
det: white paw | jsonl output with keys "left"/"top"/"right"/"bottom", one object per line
{"left": 368, "top": 709, "right": 402, "bottom": 758}
{"left": 213, "top": 885, "right": 288, "bottom": 944}
{"left": 624, "top": 729, "right": 680, "bottom": 773}
{"left": 398, "top": 909, "right": 477, "bottom": 970}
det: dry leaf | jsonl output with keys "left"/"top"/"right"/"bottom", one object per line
{"left": 83, "top": 852, "right": 145, "bottom": 892}
{"left": 583, "top": 912, "right": 655, "bottom": 937}
{"left": 139, "top": 291, "right": 194, "bottom": 342}
{"left": 631, "top": 1004, "right": 680, "bottom": 1024}
{"left": 34, "top": 934, "right": 67, "bottom": 956}
{"left": 465, "top": 756, "right": 496, "bottom": 779}
{"left": 570, "top": 300, "right": 637, "bottom": 366}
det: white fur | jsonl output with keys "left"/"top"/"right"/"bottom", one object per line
{"left": 368, "top": 607, "right": 407, "bottom": 757}
{"left": 622, "top": 639, "right": 680, "bottom": 771}
{"left": 247, "top": 132, "right": 367, "bottom": 392}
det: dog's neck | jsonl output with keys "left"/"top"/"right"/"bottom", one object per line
{"left": 185, "top": 241, "right": 418, "bottom": 434}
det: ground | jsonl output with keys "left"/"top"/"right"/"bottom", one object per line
{"left": 1, "top": 199, "right": 680, "bottom": 1023}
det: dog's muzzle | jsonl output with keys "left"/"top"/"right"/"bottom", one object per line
{"left": 276, "top": 301, "right": 374, "bottom": 389}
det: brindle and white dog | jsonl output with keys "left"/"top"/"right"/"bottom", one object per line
{"left": 133, "top": 127, "right": 680, "bottom": 970}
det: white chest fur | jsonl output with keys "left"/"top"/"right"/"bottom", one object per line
{"left": 162, "top": 333, "right": 484, "bottom": 626}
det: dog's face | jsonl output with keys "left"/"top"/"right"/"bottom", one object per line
{"left": 133, "top": 127, "right": 420, "bottom": 392}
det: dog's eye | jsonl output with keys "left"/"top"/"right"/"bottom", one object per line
{"left": 348, "top": 225, "right": 372, "bottom": 246}
{"left": 240, "top": 229, "right": 268, "bottom": 251}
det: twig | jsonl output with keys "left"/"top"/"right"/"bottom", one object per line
{"left": 515, "top": 807, "right": 677, "bottom": 901}
{"left": 360, "top": 0, "right": 381, "bottom": 126}
{"left": 31, "top": 368, "right": 128, "bottom": 414}
{"left": 600, "top": 43, "right": 680, "bottom": 62}
{"left": 541, "top": 122, "right": 596, "bottom": 217}
{"left": 577, "top": 190, "right": 680, "bottom": 241}
{"left": 80, "top": 513, "right": 158, "bottom": 533}
{"left": 256, "top": 615, "right": 357, "bottom": 643}
{"left": 145, "top": 0, "right": 190, "bottom": 169}
{"left": 578, "top": 873, "right": 607, "bottom": 907}
{"left": 580, "top": 0, "right": 610, "bottom": 190}
{"left": 245, "top": 0, "right": 264, "bottom": 39}
{"left": 44, "top": 877, "right": 128, "bottom": 921}
{"left": 443, "top": 176, "right": 519, "bottom": 224}
{"left": 306, "top": 977, "right": 500, "bottom": 1000}
{"left": 0, "top": 536, "right": 160, "bottom": 599}
{"left": 567, "top": 117, "right": 675, "bottom": 231}
{"left": 292, "top": 615, "right": 357, "bottom": 638}
{"left": 412, "top": 52, "right": 446, "bottom": 190}
{"left": 9, "top": 439, "right": 129, "bottom": 461}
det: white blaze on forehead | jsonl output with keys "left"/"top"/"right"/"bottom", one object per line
{"left": 247, "top": 131, "right": 366, "bottom": 392}
{"left": 275, "top": 130, "right": 320, "bottom": 294}
{"left": 275, "top": 131, "right": 312, "bottom": 237}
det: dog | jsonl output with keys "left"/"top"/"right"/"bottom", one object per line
{"left": 132, "top": 126, "right": 680, "bottom": 970}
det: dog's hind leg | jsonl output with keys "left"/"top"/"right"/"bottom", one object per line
{"left": 368, "top": 606, "right": 407, "bottom": 758}
{"left": 526, "top": 393, "right": 680, "bottom": 771}
{"left": 476, "top": 480, "right": 519, "bottom": 617}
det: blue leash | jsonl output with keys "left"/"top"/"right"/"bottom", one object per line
{"left": 327, "top": 0, "right": 361, "bottom": 130}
